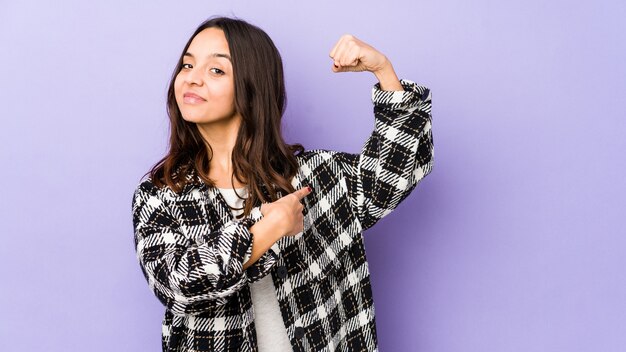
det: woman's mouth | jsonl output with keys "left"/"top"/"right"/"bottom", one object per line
{"left": 183, "top": 92, "right": 207, "bottom": 104}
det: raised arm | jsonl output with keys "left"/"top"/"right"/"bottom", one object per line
{"left": 329, "top": 35, "right": 434, "bottom": 231}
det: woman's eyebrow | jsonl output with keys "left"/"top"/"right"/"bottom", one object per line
{"left": 183, "top": 52, "right": 232, "bottom": 62}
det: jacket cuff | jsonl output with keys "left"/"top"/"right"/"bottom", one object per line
{"left": 241, "top": 206, "right": 281, "bottom": 282}
{"left": 371, "top": 79, "right": 431, "bottom": 111}
{"left": 251, "top": 206, "right": 281, "bottom": 257}
{"left": 239, "top": 216, "right": 257, "bottom": 265}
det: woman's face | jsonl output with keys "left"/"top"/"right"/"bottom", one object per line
{"left": 174, "top": 28, "right": 238, "bottom": 125}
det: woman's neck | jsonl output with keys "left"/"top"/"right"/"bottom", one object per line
{"left": 196, "top": 115, "right": 246, "bottom": 189}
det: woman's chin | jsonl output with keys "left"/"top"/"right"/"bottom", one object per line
{"left": 180, "top": 113, "right": 205, "bottom": 124}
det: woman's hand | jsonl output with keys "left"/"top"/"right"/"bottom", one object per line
{"left": 243, "top": 186, "right": 312, "bottom": 270}
{"left": 329, "top": 34, "right": 403, "bottom": 91}
{"left": 260, "top": 186, "right": 312, "bottom": 238}
{"left": 329, "top": 34, "right": 388, "bottom": 73}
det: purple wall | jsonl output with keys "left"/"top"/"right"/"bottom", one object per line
{"left": 1, "top": 1, "right": 625, "bottom": 351}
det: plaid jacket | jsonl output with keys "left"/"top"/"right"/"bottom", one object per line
{"left": 132, "top": 79, "right": 433, "bottom": 352}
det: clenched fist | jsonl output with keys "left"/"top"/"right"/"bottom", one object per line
{"left": 329, "top": 34, "right": 404, "bottom": 91}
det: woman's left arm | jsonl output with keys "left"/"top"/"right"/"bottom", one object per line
{"left": 330, "top": 35, "right": 434, "bottom": 231}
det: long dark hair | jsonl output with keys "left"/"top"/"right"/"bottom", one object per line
{"left": 145, "top": 17, "right": 304, "bottom": 217}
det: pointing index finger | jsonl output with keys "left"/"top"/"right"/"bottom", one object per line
{"left": 293, "top": 186, "right": 312, "bottom": 200}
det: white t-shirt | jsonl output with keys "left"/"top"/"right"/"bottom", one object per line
{"left": 216, "top": 187, "right": 293, "bottom": 352}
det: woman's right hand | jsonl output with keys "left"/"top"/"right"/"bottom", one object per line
{"left": 260, "top": 186, "right": 312, "bottom": 237}
{"left": 243, "top": 186, "right": 312, "bottom": 270}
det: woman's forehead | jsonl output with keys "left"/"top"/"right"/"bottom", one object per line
{"left": 185, "top": 29, "right": 231, "bottom": 62}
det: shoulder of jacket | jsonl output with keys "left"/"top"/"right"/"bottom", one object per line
{"left": 296, "top": 149, "right": 339, "bottom": 163}
{"left": 133, "top": 176, "right": 201, "bottom": 201}
{"left": 134, "top": 177, "right": 158, "bottom": 195}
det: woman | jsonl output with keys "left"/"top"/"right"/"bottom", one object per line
{"left": 132, "top": 16, "right": 433, "bottom": 352}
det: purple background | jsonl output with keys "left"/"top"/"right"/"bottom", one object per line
{"left": 1, "top": 1, "right": 625, "bottom": 351}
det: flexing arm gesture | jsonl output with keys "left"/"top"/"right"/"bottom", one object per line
{"left": 244, "top": 35, "right": 407, "bottom": 270}
{"left": 329, "top": 34, "right": 404, "bottom": 91}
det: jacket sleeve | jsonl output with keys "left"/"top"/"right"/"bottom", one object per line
{"left": 245, "top": 243, "right": 280, "bottom": 283}
{"left": 131, "top": 181, "right": 254, "bottom": 315}
{"left": 241, "top": 208, "right": 280, "bottom": 284}
{"left": 334, "top": 79, "right": 434, "bottom": 231}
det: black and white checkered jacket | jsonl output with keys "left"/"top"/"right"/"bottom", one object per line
{"left": 132, "top": 79, "right": 433, "bottom": 351}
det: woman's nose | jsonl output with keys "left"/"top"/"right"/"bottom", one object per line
{"left": 184, "top": 68, "right": 203, "bottom": 86}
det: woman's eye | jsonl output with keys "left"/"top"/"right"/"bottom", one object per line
{"left": 210, "top": 68, "right": 225, "bottom": 75}
{"left": 181, "top": 63, "right": 192, "bottom": 69}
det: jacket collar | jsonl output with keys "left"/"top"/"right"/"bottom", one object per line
{"left": 176, "top": 162, "right": 308, "bottom": 206}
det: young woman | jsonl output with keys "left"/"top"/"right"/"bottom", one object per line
{"left": 132, "top": 16, "right": 433, "bottom": 352}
